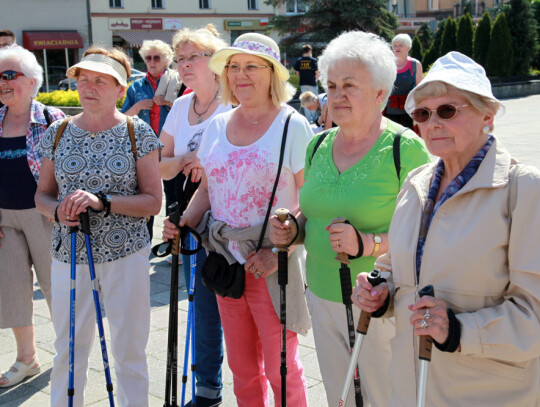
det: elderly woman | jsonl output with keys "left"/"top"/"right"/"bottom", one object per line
{"left": 0, "top": 46, "right": 65, "bottom": 388}
{"left": 164, "top": 32, "right": 312, "bottom": 406}
{"left": 159, "top": 24, "right": 230, "bottom": 407}
{"left": 122, "top": 39, "right": 178, "bottom": 237}
{"left": 353, "top": 51, "right": 540, "bottom": 406}
{"left": 269, "top": 31, "right": 431, "bottom": 407}
{"left": 384, "top": 33, "right": 423, "bottom": 130}
{"left": 299, "top": 90, "right": 333, "bottom": 132}
{"left": 35, "top": 46, "right": 162, "bottom": 406}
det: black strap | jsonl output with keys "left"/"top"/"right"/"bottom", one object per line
{"left": 311, "top": 129, "right": 331, "bottom": 161}
{"left": 43, "top": 106, "right": 51, "bottom": 127}
{"left": 393, "top": 127, "right": 408, "bottom": 182}
{"left": 256, "top": 112, "right": 293, "bottom": 252}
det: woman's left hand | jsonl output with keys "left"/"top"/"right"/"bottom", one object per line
{"left": 409, "top": 296, "right": 449, "bottom": 344}
{"left": 325, "top": 222, "right": 361, "bottom": 257}
{"left": 59, "top": 189, "right": 104, "bottom": 220}
{"left": 244, "top": 248, "right": 278, "bottom": 279}
{"left": 178, "top": 152, "right": 203, "bottom": 183}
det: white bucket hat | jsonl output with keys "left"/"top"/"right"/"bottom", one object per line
{"left": 208, "top": 33, "right": 289, "bottom": 81}
{"left": 66, "top": 53, "right": 128, "bottom": 87}
{"left": 405, "top": 51, "right": 505, "bottom": 118}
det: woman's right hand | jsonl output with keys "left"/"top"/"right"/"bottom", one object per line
{"left": 352, "top": 272, "right": 389, "bottom": 313}
{"left": 135, "top": 99, "right": 154, "bottom": 112}
{"left": 178, "top": 152, "right": 203, "bottom": 183}
{"left": 57, "top": 190, "right": 103, "bottom": 226}
{"left": 269, "top": 215, "right": 296, "bottom": 246}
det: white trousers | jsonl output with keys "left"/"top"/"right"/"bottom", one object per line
{"left": 50, "top": 247, "right": 151, "bottom": 407}
{"left": 306, "top": 288, "right": 394, "bottom": 407}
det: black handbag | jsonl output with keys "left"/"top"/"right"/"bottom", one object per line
{"left": 202, "top": 112, "right": 294, "bottom": 299}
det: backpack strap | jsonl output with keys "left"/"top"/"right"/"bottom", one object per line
{"left": 126, "top": 116, "right": 137, "bottom": 162}
{"left": 393, "top": 126, "right": 409, "bottom": 182}
{"left": 311, "top": 129, "right": 332, "bottom": 161}
{"left": 43, "top": 106, "right": 51, "bottom": 127}
{"left": 52, "top": 117, "right": 73, "bottom": 156}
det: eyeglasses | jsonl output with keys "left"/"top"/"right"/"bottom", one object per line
{"left": 411, "top": 104, "right": 469, "bottom": 123}
{"left": 0, "top": 70, "right": 25, "bottom": 81}
{"left": 225, "top": 64, "right": 272, "bottom": 75}
{"left": 174, "top": 52, "right": 212, "bottom": 65}
{"left": 145, "top": 55, "right": 161, "bottom": 63}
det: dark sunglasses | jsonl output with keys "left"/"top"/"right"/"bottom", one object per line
{"left": 0, "top": 70, "right": 25, "bottom": 81}
{"left": 411, "top": 104, "right": 469, "bottom": 123}
{"left": 145, "top": 55, "right": 161, "bottom": 62}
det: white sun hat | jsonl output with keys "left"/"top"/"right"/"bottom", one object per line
{"left": 208, "top": 32, "right": 289, "bottom": 81}
{"left": 405, "top": 51, "right": 505, "bottom": 118}
{"left": 66, "top": 53, "right": 128, "bottom": 87}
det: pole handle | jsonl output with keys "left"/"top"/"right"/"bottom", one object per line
{"left": 275, "top": 208, "right": 290, "bottom": 251}
{"left": 418, "top": 285, "right": 435, "bottom": 361}
{"left": 168, "top": 202, "right": 182, "bottom": 256}
{"left": 331, "top": 217, "right": 349, "bottom": 265}
{"left": 356, "top": 270, "right": 386, "bottom": 335}
{"left": 80, "top": 211, "right": 91, "bottom": 235}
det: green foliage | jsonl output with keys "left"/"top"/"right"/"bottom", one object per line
{"left": 504, "top": 0, "right": 538, "bottom": 75}
{"left": 265, "top": 0, "right": 398, "bottom": 48}
{"left": 417, "top": 23, "right": 432, "bottom": 52}
{"left": 533, "top": 0, "right": 540, "bottom": 68}
{"left": 487, "top": 12, "right": 514, "bottom": 77}
{"left": 473, "top": 12, "right": 492, "bottom": 67}
{"left": 440, "top": 17, "right": 458, "bottom": 56}
{"left": 422, "top": 44, "right": 440, "bottom": 70}
{"left": 35, "top": 88, "right": 128, "bottom": 109}
{"left": 463, "top": 1, "right": 473, "bottom": 16}
{"left": 410, "top": 36, "right": 424, "bottom": 61}
{"left": 456, "top": 13, "right": 474, "bottom": 57}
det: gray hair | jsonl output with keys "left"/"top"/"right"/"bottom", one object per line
{"left": 318, "top": 31, "right": 397, "bottom": 109}
{"left": 0, "top": 45, "right": 43, "bottom": 96}
{"left": 392, "top": 33, "right": 412, "bottom": 48}
{"left": 139, "top": 40, "right": 174, "bottom": 67}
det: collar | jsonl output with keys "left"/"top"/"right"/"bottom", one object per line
{"left": 146, "top": 69, "right": 165, "bottom": 87}
{"left": 0, "top": 100, "right": 46, "bottom": 127}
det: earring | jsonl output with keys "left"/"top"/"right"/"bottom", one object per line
{"left": 482, "top": 125, "right": 490, "bottom": 134}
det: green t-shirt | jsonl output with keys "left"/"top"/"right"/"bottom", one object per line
{"left": 300, "top": 121, "right": 431, "bottom": 302}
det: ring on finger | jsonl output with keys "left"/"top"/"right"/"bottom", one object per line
{"left": 250, "top": 265, "right": 256, "bottom": 272}
{"left": 420, "top": 319, "right": 428, "bottom": 329}
{"left": 255, "top": 271, "right": 262, "bottom": 279}
{"left": 424, "top": 309, "right": 430, "bottom": 319}
{"left": 336, "top": 240, "right": 341, "bottom": 248}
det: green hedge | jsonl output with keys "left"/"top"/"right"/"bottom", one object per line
{"left": 36, "top": 89, "right": 127, "bottom": 109}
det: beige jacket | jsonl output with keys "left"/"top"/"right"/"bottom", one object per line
{"left": 377, "top": 138, "right": 540, "bottom": 406}
{"left": 155, "top": 68, "right": 181, "bottom": 103}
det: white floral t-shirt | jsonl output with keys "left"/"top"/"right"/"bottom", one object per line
{"left": 198, "top": 105, "right": 313, "bottom": 262}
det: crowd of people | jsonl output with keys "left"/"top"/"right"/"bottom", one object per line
{"left": 1, "top": 24, "right": 540, "bottom": 407}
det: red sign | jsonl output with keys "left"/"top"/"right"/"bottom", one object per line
{"left": 130, "top": 18, "right": 163, "bottom": 30}
{"left": 23, "top": 31, "right": 84, "bottom": 50}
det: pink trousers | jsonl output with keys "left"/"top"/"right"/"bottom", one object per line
{"left": 216, "top": 272, "right": 308, "bottom": 407}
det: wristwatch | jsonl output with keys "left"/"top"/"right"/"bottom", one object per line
{"left": 95, "top": 192, "right": 112, "bottom": 217}
{"left": 370, "top": 234, "right": 381, "bottom": 257}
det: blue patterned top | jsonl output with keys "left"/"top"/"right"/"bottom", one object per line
{"left": 416, "top": 135, "right": 494, "bottom": 277}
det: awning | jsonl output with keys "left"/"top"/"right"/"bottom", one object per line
{"left": 115, "top": 31, "right": 175, "bottom": 48}
{"left": 23, "top": 31, "right": 84, "bottom": 50}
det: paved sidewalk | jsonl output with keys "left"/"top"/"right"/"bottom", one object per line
{"left": 1, "top": 95, "right": 540, "bottom": 406}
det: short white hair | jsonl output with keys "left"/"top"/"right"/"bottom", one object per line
{"left": 392, "top": 33, "right": 412, "bottom": 48}
{"left": 318, "top": 31, "right": 397, "bottom": 109}
{"left": 0, "top": 46, "right": 43, "bottom": 96}
{"left": 139, "top": 40, "right": 173, "bottom": 67}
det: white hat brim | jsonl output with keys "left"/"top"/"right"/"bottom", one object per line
{"left": 67, "top": 60, "right": 128, "bottom": 87}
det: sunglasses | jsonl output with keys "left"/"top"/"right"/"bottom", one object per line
{"left": 145, "top": 55, "right": 161, "bottom": 62}
{"left": 0, "top": 70, "right": 25, "bottom": 81}
{"left": 411, "top": 104, "right": 469, "bottom": 123}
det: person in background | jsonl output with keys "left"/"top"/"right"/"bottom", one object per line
{"left": 159, "top": 24, "right": 230, "bottom": 407}
{"left": 121, "top": 39, "right": 180, "bottom": 238}
{"left": 384, "top": 33, "right": 423, "bottom": 130}
{"left": 0, "top": 45, "right": 65, "bottom": 388}
{"left": 299, "top": 90, "right": 333, "bottom": 132}
{"left": 35, "top": 46, "right": 162, "bottom": 407}
{"left": 294, "top": 44, "right": 319, "bottom": 123}
{"left": 270, "top": 31, "right": 431, "bottom": 407}
{"left": 0, "top": 30, "right": 16, "bottom": 49}
{"left": 353, "top": 51, "right": 540, "bottom": 407}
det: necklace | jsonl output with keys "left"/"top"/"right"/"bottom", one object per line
{"left": 193, "top": 88, "right": 219, "bottom": 124}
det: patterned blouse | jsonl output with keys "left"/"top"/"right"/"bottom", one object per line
{"left": 38, "top": 117, "right": 162, "bottom": 264}
{"left": 416, "top": 135, "right": 495, "bottom": 277}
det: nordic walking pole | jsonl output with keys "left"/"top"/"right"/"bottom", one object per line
{"left": 417, "top": 285, "right": 435, "bottom": 407}
{"left": 180, "top": 243, "right": 196, "bottom": 407}
{"left": 275, "top": 208, "right": 290, "bottom": 407}
{"left": 165, "top": 202, "right": 181, "bottom": 407}
{"left": 338, "top": 269, "right": 386, "bottom": 407}
{"left": 332, "top": 217, "right": 362, "bottom": 407}
{"left": 80, "top": 211, "right": 115, "bottom": 406}
{"left": 68, "top": 224, "right": 78, "bottom": 407}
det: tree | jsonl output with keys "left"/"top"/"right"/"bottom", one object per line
{"left": 417, "top": 22, "right": 432, "bottom": 52}
{"left": 456, "top": 13, "right": 474, "bottom": 57}
{"left": 462, "top": 1, "right": 473, "bottom": 16}
{"left": 422, "top": 44, "right": 440, "bottom": 69}
{"left": 440, "top": 17, "right": 458, "bottom": 56}
{"left": 473, "top": 12, "right": 492, "bottom": 68}
{"left": 533, "top": 0, "right": 540, "bottom": 68}
{"left": 504, "top": 0, "right": 538, "bottom": 75}
{"left": 266, "top": 0, "right": 399, "bottom": 49}
{"left": 410, "top": 35, "right": 423, "bottom": 61}
{"left": 487, "top": 12, "right": 514, "bottom": 77}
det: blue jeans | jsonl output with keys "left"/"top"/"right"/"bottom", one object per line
{"left": 182, "top": 234, "right": 223, "bottom": 399}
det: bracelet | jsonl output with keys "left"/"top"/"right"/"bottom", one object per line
{"left": 434, "top": 308, "right": 461, "bottom": 353}
{"left": 344, "top": 220, "right": 364, "bottom": 260}
{"left": 54, "top": 205, "right": 60, "bottom": 223}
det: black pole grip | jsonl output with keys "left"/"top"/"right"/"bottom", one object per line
{"left": 419, "top": 285, "right": 435, "bottom": 298}
{"left": 80, "top": 211, "right": 91, "bottom": 235}
{"left": 340, "top": 264, "right": 353, "bottom": 306}
{"left": 367, "top": 269, "right": 385, "bottom": 287}
{"left": 168, "top": 202, "right": 181, "bottom": 227}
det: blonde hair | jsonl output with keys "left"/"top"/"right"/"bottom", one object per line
{"left": 139, "top": 40, "right": 173, "bottom": 66}
{"left": 172, "top": 24, "right": 226, "bottom": 55}
{"left": 79, "top": 46, "right": 131, "bottom": 83}
{"left": 219, "top": 57, "right": 296, "bottom": 108}
{"left": 300, "top": 91, "right": 318, "bottom": 107}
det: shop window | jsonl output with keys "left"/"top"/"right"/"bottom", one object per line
{"left": 286, "top": 0, "right": 308, "bottom": 14}
{"left": 248, "top": 0, "right": 258, "bottom": 10}
{"left": 152, "top": 0, "right": 165, "bottom": 8}
{"left": 199, "top": 0, "right": 211, "bottom": 9}
{"left": 109, "top": 0, "right": 123, "bottom": 8}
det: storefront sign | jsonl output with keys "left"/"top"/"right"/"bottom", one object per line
{"left": 131, "top": 18, "right": 163, "bottom": 30}
{"left": 164, "top": 18, "right": 182, "bottom": 30}
{"left": 109, "top": 18, "right": 131, "bottom": 30}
